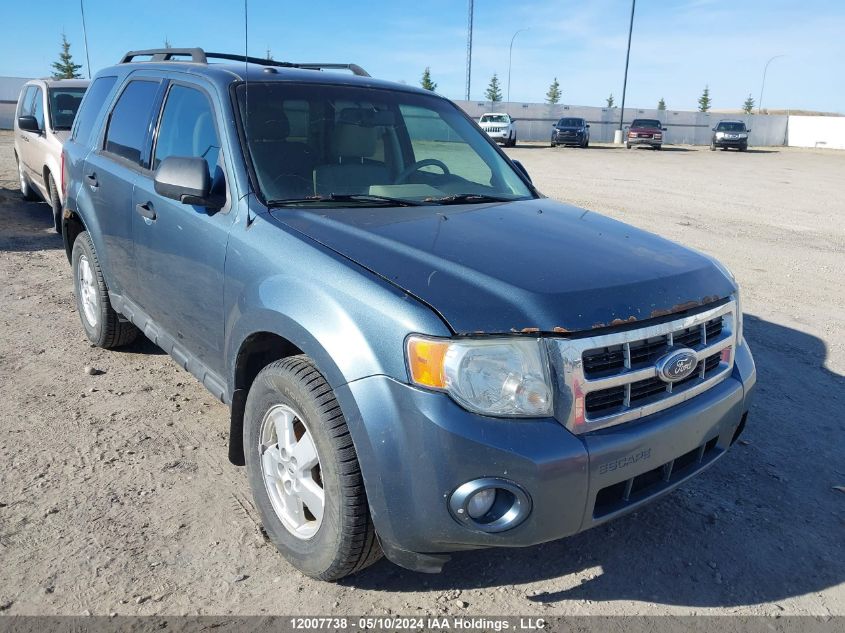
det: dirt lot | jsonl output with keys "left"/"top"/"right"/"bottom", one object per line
{"left": 1, "top": 131, "right": 843, "bottom": 617}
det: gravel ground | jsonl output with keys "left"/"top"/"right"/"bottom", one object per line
{"left": 1, "top": 131, "right": 843, "bottom": 617}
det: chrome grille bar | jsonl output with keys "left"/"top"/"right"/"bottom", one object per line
{"left": 550, "top": 301, "right": 737, "bottom": 434}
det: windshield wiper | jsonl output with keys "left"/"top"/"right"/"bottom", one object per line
{"left": 266, "top": 193, "right": 424, "bottom": 208}
{"left": 425, "top": 193, "right": 516, "bottom": 205}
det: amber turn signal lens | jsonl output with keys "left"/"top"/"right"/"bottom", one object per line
{"left": 406, "top": 337, "right": 449, "bottom": 389}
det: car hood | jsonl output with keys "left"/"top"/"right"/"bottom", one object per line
{"left": 272, "top": 200, "right": 735, "bottom": 334}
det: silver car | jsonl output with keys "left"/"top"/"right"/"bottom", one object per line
{"left": 14, "top": 79, "right": 89, "bottom": 232}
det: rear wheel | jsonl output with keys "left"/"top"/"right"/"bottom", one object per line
{"left": 72, "top": 231, "right": 140, "bottom": 349}
{"left": 244, "top": 356, "right": 382, "bottom": 580}
{"left": 16, "top": 155, "right": 38, "bottom": 201}
{"left": 48, "top": 173, "right": 62, "bottom": 234}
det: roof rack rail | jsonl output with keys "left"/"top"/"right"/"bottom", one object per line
{"left": 118, "top": 48, "right": 370, "bottom": 77}
{"left": 296, "top": 63, "right": 370, "bottom": 77}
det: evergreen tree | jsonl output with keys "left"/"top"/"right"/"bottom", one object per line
{"left": 606, "top": 93, "right": 615, "bottom": 108}
{"left": 51, "top": 33, "right": 82, "bottom": 80}
{"left": 657, "top": 97, "right": 666, "bottom": 111}
{"left": 545, "top": 77, "right": 561, "bottom": 105}
{"left": 485, "top": 73, "right": 503, "bottom": 102}
{"left": 420, "top": 67, "right": 437, "bottom": 91}
{"left": 742, "top": 94, "right": 755, "bottom": 114}
{"left": 698, "top": 85, "right": 712, "bottom": 112}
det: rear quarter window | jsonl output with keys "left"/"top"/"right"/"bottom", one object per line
{"left": 72, "top": 76, "right": 118, "bottom": 146}
{"left": 104, "top": 80, "right": 161, "bottom": 165}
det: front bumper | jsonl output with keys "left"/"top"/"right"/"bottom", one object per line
{"left": 553, "top": 131, "right": 586, "bottom": 144}
{"left": 628, "top": 136, "right": 663, "bottom": 146}
{"left": 713, "top": 136, "right": 748, "bottom": 148}
{"left": 483, "top": 130, "right": 511, "bottom": 142}
{"left": 335, "top": 342, "right": 755, "bottom": 573}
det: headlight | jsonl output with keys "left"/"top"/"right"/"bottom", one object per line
{"left": 734, "top": 289, "right": 744, "bottom": 347}
{"left": 406, "top": 336, "right": 553, "bottom": 417}
{"left": 716, "top": 131, "right": 725, "bottom": 138}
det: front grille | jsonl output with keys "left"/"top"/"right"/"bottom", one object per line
{"left": 594, "top": 436, "right": 721, "bottom": 517}
{"left": 552, "top": 301, "right": 737, "bottom": 433}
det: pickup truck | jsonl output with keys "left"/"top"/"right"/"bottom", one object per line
{"left": 61, "top": 47, "right": 756, "bottom": 580}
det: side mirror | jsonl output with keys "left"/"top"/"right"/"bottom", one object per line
{"left": 18, "top": 115, "right": 40, "bottom": 133}
{"left": 512, "top": 159, "right": 532, "bottom": 183}
{"left": 154, "top": 156, "right": 222, "bottom": 208}
{"left": 510, "top": 118, "right": 517, "bottom": 123}
{"left": 586, "top": 124, "right": 591, "bottom": 128}
{"left": 712, "top": 127, "right": 717, "bottom": 132}
{"left": 662, "top": 127, "right": 668, "bottom": 131}
{"left": 746, "top": 129, "right": 752, "bottom": 133}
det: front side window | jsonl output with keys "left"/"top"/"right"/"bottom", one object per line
{"left": 49, "top": 87, "right": 87, "bottom": 130}
{"left": 153, "top": 85, "right": 221, "bottom": 173}
{"left": 17, "top": 86, "right": 37, "bottom": 117}
{"left": 237, "top": 83, "right": 533, "bottom": 206}
{"left": 31, "top": 88, "right": 45, "bottom": 130}
{"left": 73, "top": 76, "right": 117, "bottom": 145}
{"left": 104, "top": 80, "right": 160, "bottom": 165}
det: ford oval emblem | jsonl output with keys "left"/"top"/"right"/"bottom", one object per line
{"left": 656, "top": 348, "right": 699, "bottom": 383}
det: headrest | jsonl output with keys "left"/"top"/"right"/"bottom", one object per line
{"left": 246, "top": 100, "right": 290, "bottom": 141}
{"left": 333, "top": 122, "right": 378, "bottom": 158}
{"left": 55, "top": 93, "right": 75, "bottom": 111}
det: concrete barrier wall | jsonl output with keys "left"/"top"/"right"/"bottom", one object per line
{"left": 787, "top": 116, "right": 845, "bottom": 150}
{"left": 454, "top": 101, "right": 790, "bottom": 146}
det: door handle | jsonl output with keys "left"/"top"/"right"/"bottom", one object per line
{"left": 135, "top": 201, "right": 156, "bottom": 221}
{"left": 85, "top": 173, "right": 98, "bottom": 188}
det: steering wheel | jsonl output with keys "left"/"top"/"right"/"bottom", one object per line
{"left": 395, "top": 158, "right": 450, "bottom": 184}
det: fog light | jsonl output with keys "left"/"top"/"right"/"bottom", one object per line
{"left": 467, "top": 488, "right": 496, "bottom": 519}
{"left": 448, "top": 478, "right": 532, "bottom": 533}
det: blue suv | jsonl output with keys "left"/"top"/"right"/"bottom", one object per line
{"left": 61, "top": 48, "right": 756, "bottom": 580}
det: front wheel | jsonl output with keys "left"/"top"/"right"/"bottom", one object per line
{"left": 710, "top": 142, "right": 716, "bottom": 151}
{"left": 72, "top": 231, "right": 139, "bottom": 349}
{"left": 16, "top": 156, "right": 38, "bottom": 201}
{"left": 48, "top": 173, "right": 62, "bottom": 234}
{"left": 654, "top": 145, "right": 662, "bottom": 150}
{"left": 244, "top": 356, "right": 382, "bottom": 580}
{"left": 626, "top": 142, "right": 632, "bottom": 149}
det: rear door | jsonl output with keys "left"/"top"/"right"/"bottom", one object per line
{"left": 82, "top": 78, "right": 163, "bottom": 296}
{"left": 131, "top": 78, "right": 234, "bottom": 374}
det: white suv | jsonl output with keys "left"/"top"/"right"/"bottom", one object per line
{"left": 478, "top": 112, "right": 516, "bottom": 147}
{"left": 14, "top": 79, "right": 89, "bottom": 232}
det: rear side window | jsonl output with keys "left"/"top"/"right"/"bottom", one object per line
{"left": 17, "top": 86, "right": 36, "bottom": 117}
{"left": 72, "top": 76, "right": 117, "bottom": 145}
{"left": 49, "top": 87, "right": 87, "bottom": 130}
{"left": 153, "top": 85, "right": 221, "bottom": 173}
{"left": 104, "top": 80, "right": 160, "bottom": 165}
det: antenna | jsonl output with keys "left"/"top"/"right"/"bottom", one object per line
{"left": 243, "top": 0, "right": 254, "bottom": 220}
{"left": 80, "top": 0, "right": 92, "bottom": 79}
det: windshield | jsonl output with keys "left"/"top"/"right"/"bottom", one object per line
{"left": 237, "top": 83, "right": 533, "bottom": 206}
{"left": 631, "top": 119, "right": 661, "bottom": 128}
{"left": 716, "top": 122, "right": 746, "bottom": 132}
{"left": 479, "top": 114, "right": 509, "bottom": 123}
{"left": 48, "top": 87, "right": 87, "bottom": 130}
{"left": 557, "top": 118, "right": 584, "bottom": 127}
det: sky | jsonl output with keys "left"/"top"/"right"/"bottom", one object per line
{"left": 1, "top": 0, "right": 843, "bottom": 113}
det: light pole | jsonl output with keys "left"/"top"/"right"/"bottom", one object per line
{"left": 618, "top": 0, "right": 636, "bottom": 134}
{"left": 758, "top": 54, "right": 785, "bottom": 114}
{"left": 507, "top": 28, "right": 528, "bottom": 108}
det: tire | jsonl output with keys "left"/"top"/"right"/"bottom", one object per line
{"left": 710, "top": 142, "right": 716, "bottom": 151}
{"left": 16, "top": 155, "right": 38, "bottom": 201}
{"left": 48, "top": 173, "right": 62, "bottom": 234}
{"left": 244, "top": 356, "right": 382, "bottom": 580}
{"left": 71, "top": 231, "right": 140, "bottom": 349}
{"left": 739, "top": 145, "right": 748, "bottom": 152}
{"left": 655, "top": 145, "right": 662, "bottom": 150}
{"left": 583, "top": 139, "right": 589, "bottom": 148}
{"left": 550, "top": 141, "right": 556, "bottom": 147}
{"left": 626, "top": 143, "right": 632, "bottom": 149}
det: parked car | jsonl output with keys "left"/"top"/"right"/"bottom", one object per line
{"left": 626, "top": 118, "right": 666, "bottom": 150}
{"left": 711, "top": 120, "right": 750, "bottom": 151}
{"left": 478, "top": 112, "right": 516, "bottom": 146}
{"left": 14, "top": 79, "right": 89, "bottom": 231}
{"left": 62, "top": 47, "right": 755, "bottom": 581}
{"left": 551, "top": 117, "right": 590, "bottom": 148}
